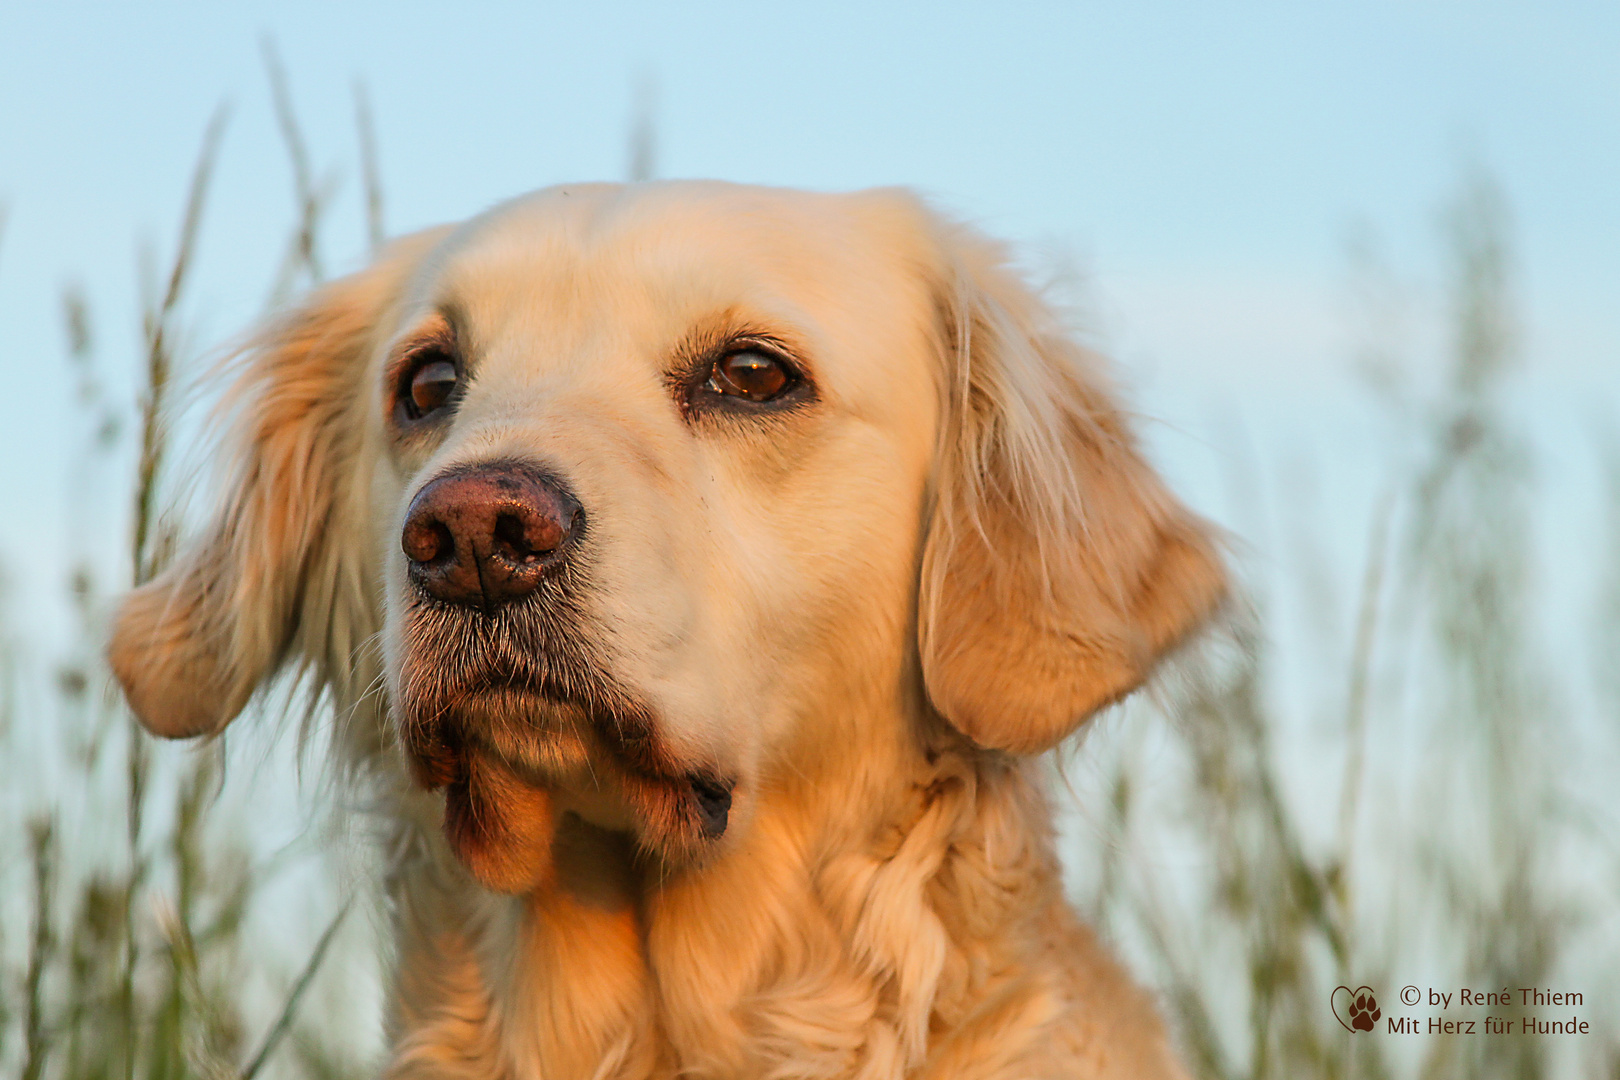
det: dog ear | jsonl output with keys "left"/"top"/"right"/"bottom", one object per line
{"left": 917, "top": 222, "right": 1226, "bottom": 754}
{"left": 108, "top": 231, "right": 443, "bottom": 739}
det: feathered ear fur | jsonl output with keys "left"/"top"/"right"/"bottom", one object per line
{"left": 918, "top": 221, "right": 1227, "bottom": 754}
{"left": 108, "top": 231, "right": 443, "bottom": 740}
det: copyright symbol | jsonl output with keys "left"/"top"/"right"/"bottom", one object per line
{"left": 1400, "top": 985, "right": 1420, "bottom": 1006}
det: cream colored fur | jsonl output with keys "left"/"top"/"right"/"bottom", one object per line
{"left": 108, "top": 182, "right": 1224, "bottom": 1079}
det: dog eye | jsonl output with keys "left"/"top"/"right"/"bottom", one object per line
{"left": 402, "top": 351, "right": 460, "bottom": 421}
{"left": 704, "top": 349, "right": 796, "bottom": 402}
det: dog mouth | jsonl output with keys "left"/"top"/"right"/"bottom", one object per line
{"left": 397, "top": 649, "right": 734, "bottom": 894}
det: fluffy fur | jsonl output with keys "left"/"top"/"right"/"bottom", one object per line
{"left": 108, "top": 182, "right": 1225, "bottom": 1079}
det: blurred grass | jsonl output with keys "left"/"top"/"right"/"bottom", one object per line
{"left": 2, "top": 77, "right": 1617, "bottom": 1079}
{"left": 1073, "top": 166, "right": 1620, "bottom": 1079}
{"left": 0, "top": 66, "right": 367, "bottom": 1080}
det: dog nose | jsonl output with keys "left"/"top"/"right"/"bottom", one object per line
{"left": 402, "top": 464, "right": 582, "bottom": 609}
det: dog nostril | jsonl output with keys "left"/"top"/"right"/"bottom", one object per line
{"left": 403, "top": 518, "right": 454, "bottom": 564}
{"left": 492, "top": 512, "right": 538, "bottom": 561}
{"left": 492, "top": 505, "right": 570, "bottom": 564}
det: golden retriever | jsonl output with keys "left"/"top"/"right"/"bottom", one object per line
{"left": 108, "top": 182, "right": 1224, "bottom": 1079}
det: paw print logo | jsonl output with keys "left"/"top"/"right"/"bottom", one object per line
{"left": 1331, "top": 986, "right": 1381, "bottom": 1033}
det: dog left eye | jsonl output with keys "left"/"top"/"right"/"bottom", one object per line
{"left": 704, "top": 350, "right": 796, "bottom": 402}
{"left": 411, "top": 359, "right": 459, "bottom": 414}
{"left": 399, "top": 350, "right": 460, "bottom": 422}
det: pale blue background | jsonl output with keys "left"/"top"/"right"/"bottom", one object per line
{"left": 1, "top": 0, "right": 1616, "bottom": 737}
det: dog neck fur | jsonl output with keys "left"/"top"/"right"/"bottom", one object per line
{"left": 374, "top": 674, "right": 1182, "bottom": 1080}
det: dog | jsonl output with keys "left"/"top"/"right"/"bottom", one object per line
{"left": 109, "top": 181, "right": 1225, "bottom": 1079}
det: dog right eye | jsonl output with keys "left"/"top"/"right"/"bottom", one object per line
{"left": 400, "top": 350, "right": 460, "bottom": 422}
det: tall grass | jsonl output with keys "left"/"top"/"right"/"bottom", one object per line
{"left": 1071, "top": 166, "right": 1620, "bottom": 1079}
{"left": 0, "top": 71, "right": 367, "bottom": 1080}
{"left": 2, "top": 79, "right": 1615, "bottom": 1080}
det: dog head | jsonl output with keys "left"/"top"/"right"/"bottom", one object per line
{"left": 108, "top": 182, "right": 1225, "bottom": 893}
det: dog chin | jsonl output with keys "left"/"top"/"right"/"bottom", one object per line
{"left": 441, "top": 745, "right": 559, "bottom": 894}
{"left": 399, "top": 687, "right": 736, "bottom": 892}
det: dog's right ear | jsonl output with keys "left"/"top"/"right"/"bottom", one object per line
{"left": 108, "top": 230, "right": 445, "bottom": 739}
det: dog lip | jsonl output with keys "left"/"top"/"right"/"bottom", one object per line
{"left": 415, "top": 672, "right": 579, "bottom": 721}
{"left": 397, "top": 681, "right": 597, "bottom": 793}
{"left": 688, "top": 774, "right": 733, "bottom": 838}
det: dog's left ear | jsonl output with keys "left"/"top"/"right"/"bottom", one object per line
{"left": 917, "top": 220, "right": 1226, "bottom": 754}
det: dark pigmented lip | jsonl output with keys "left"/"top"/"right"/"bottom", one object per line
{"left": 687, "top": 774, "right": 733, "bottom": 838}
{"left": 399, "top": 683, "right": 739, "bottom": 856}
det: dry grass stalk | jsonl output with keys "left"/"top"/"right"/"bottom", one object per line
{"left": 1, "top": 74, "right": 365, "bottom": 1080}
{"left": 1078, "top": 164, "right": 1616, "bottom": 1080}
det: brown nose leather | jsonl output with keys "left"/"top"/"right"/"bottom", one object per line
{"left": 402, "top": 463, "right": 582, "bottom": 609}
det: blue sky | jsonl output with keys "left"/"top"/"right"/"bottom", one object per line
{"left": 1, "top": 0, "right": 1617, "bottom": 625}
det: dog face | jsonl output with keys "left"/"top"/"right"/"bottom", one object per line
{"left": 108, "top": 182, "right": 1225, "bottom": 894}
{"left": 380, "top": 184, "right": 951, "bottom": 888}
